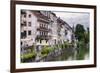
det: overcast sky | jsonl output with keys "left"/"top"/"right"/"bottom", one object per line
{"left": 53, "top": 11, "right": 90, "bottom": 30}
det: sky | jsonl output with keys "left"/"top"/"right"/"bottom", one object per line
{"left": 53, "top": 11, "right": 90, "bottom": 30}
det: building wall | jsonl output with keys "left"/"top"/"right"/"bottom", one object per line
{"left": 50, "top": 13, "right": 58, "bottom": 45}
{"left": 21, "top": 10, "right": 38, "bottom": 48}
{"left": 21, "top": 10, "right": 74, "bottom": 50}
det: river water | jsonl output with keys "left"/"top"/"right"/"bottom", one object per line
{"left": 45, "top": 48, "right": 89, "bottom": 62}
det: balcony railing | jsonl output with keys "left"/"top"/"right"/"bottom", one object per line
{"left": 37, "top": 18, "right": 50, "bottom": 23}
{"left": 36, "top": 35, "right": 51, "bottom": 40}
{"left": 37, "top": 27, "right": 51, "bottom": 32}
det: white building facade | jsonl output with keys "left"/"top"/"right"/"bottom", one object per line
{"left": 21, "top": 10, "right": 75, "bottom": 53}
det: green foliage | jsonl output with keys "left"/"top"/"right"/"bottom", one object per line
{"left": 21, "top": 51, "right": 36, "bottom": 60}
{"left": 64, "top": 41, "right": 68, "bottom": 48}
{"left": 76, "top": 41, "right": 89, "bottom": 60}
{"left": 58, "top": 44, "right": 63, "bottom": 49}
{"left": 57, "top": 41, "right": 69, "bottom": 49}
{"left": 84, "top": 30, "right": 89, "bottom": 44}
{"left": 54, "top": 44, "right": 59, "bottom": 49}
{"left": 75, "top": 24, "right": 85, "bottom": 41}
{"left": 75, "top": 24, "right": 89, "bottom": 60}
{"left": 41, "top": 46, "right": 54, "bottom": 56}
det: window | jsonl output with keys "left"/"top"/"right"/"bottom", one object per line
{"left": 21, "top": 31, "right": 27, "bottom": 39}
{"left": 42, "top": 24, "right": 43, "bottom": 27}
{"left": 29, "top": 14, "right": 31, "bottom": 18}
{"left": 28, "top": 30, "right": 31, "bottom": 35}
{"left": 24, "top": 14, "right": 26, "bottom": 18}
{"left": 44, "top": 32, "right": 46, "bottom": 35}
{"left": 43, "top": 32, "right": 45, "bottom": 35}
{"left": 40, "top": 31, "right": 41, "bottom": 35}
{"left": 43, "top": 32, "right": 44, "bottom": 35}
{"left": 65, "top": 30, "right": 68, "bottom": 35}
{"left": 40, "top": 23, "right": 42, "bottom": 27}
{"left": 28, "top": 22, "right": 31, "bottom": 26}
{"left": 46, "top": 40, "right": 48, "bottom": 43}
{"left": 43, "top": 24, "right": 45, "bottom": 27}
{"left": 21, "top": 42, "right": 23, "bottom": 45}
{"left": 42, "top": 32, "right": 43, "bottom": 35}
{"left": 55, "top": 39, "right": 56, "bottom": 44}
{"left": 23, "top": 21, "right": 26, "bottom": 26}
{"left": 40, "top": 39, "right": 42, "bottom": 43}
{"left": 46, "top": 24, "right": 48, "bottom": 28}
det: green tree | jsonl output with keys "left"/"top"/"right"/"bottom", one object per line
{"left": 75, "top": 24, "right": 85, "bottom": 41}
{"left": 84, "top": 27, "right": 89, "bottom": 44}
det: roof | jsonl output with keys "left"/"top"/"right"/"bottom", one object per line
{"left": 29, "top": 10, "right": 73, "bottom": 31}
{"left": 32, "top": 11, "right": 50, "bottom": 21}
{"left": 51, "top": 12, "right": 57, "bottom": 17}
{"left": 57, "top": 17, "right": 72, "bottom": 30}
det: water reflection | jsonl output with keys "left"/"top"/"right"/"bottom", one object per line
{"left": 45, "top": 47, "right": 89, "bottom": 62}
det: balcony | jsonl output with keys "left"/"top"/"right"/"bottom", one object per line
{"left": 37, "top": 18, "right": 50, "bottom": 23}
{"left": 58, "top": 33, "right": 61, "bottom": 36}
{"left": 37, "top": 27, "right": 51, "bottom": 32}
{"left": 36, "top": 35, "right": 51, "bottom": 40}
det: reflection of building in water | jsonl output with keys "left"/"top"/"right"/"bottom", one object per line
{"left": 20, "top": 10, "right": 75, "bottom": 54}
